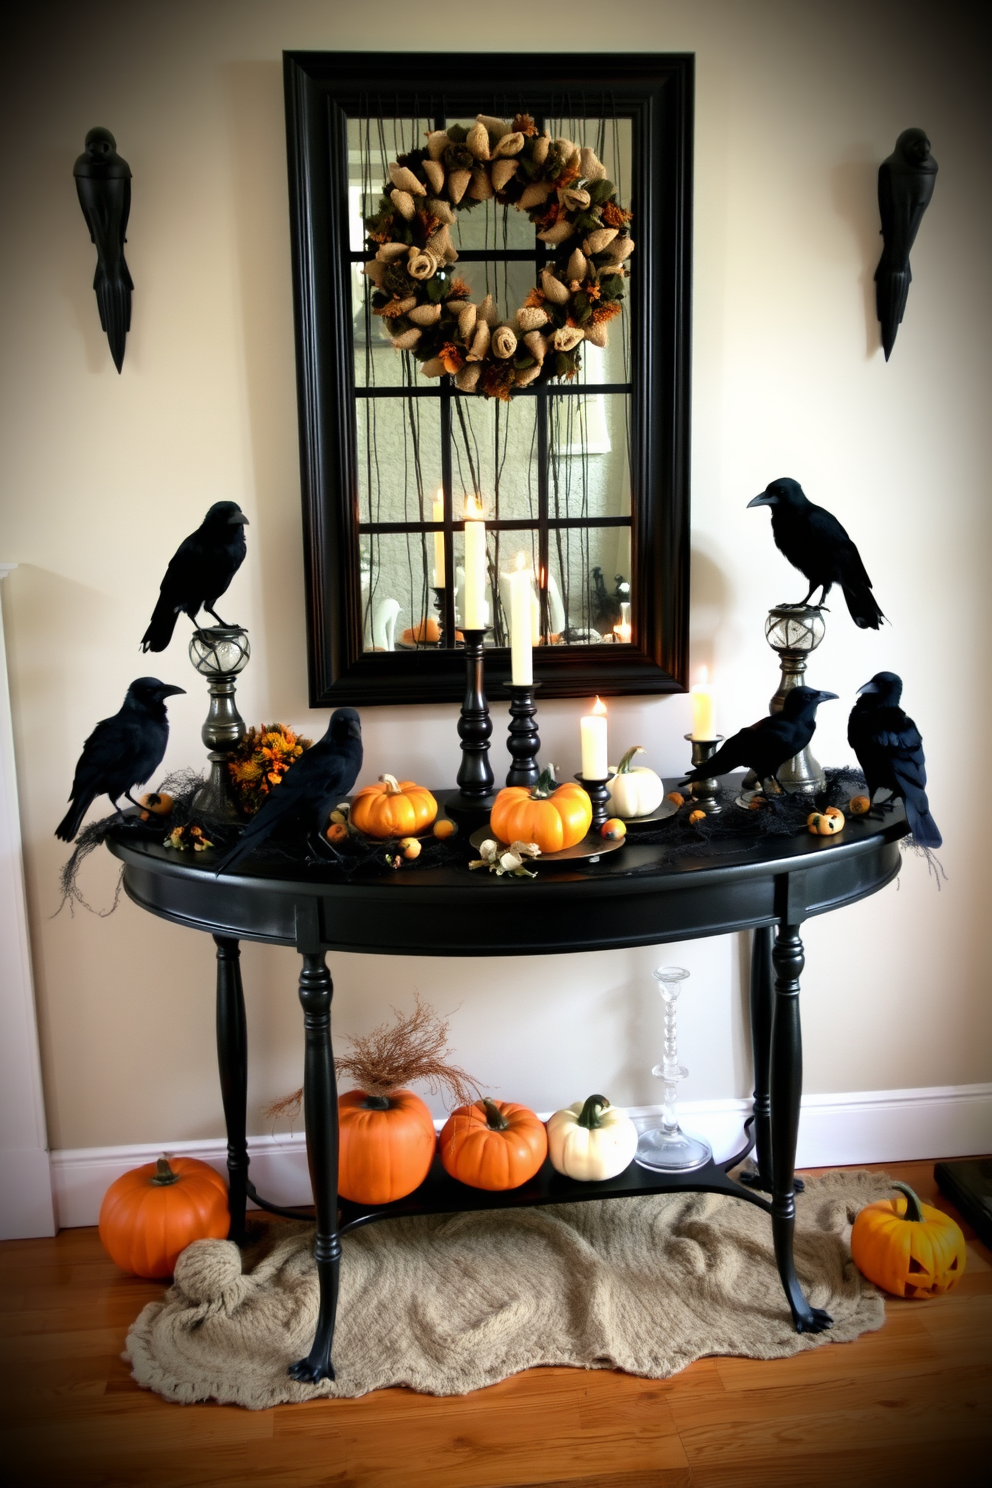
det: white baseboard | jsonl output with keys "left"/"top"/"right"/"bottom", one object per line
{"left": 50, "top": 1082, "right": 992, "bottom": 1231}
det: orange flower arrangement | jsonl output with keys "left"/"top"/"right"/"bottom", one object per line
{"left": 602, "top": 200, "right": 633, "bottom": 228}
{"left": 228, "top": 724, "right": 313, "bottom": 816}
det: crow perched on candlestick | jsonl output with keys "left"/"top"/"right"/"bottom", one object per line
{"left": 215, "top": 708, "right": 363, "bottom": 875}
{"left": 55, "top": 678, "right": 185, "bottom": 842}
{"left": 748, "top": 478, "right": 884, "bottom": 630}
{"left": 680, "top": 687, "right": 837, "bottom": 796}
{"left": 848, "top": 672, "right": 941, "bottom": 848}
{"left": 140, "top": 502, "right": 249, "bottom": 652}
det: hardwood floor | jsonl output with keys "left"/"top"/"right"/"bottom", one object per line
{"left": 1, "top": 1160, "right": 989, "bottom": 1488}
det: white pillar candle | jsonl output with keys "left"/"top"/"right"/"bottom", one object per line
{"left": 507, "top": 553, "right": 534, "bottom": 685}
{"left": 462, "top": 496, "right": 487, "bottom": 630}
{"left": 691, "top": 666, "right": 717, "bottom": 740}
{"left": 580, "top": 696, "right": 609, "bottom": 779}
{"left": 432, "top": 491, "right": 445, "bottom": 587}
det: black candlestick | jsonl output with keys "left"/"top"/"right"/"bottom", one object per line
{"left": 446, "top": 628, "right": 496, "bottom": 831}
{"left": 431, "top": 586, "right": 447, "bottom": 649}
{"left": 505, "top": 682, "right": 541, "bottom": 788}
{"left": 684, "top": 734, "right": 724, "bottom": 814}
{"left": 576, "top": 775, "right": 611, "bottom": 835}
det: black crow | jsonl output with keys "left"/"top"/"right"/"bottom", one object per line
{"left": 748, "top": 478, "right": 884, "bottom": 630}
{"left": 215, "top": 708, "right": 363, "bottom": 875}
{"left": 681, "top": 687, "right": 837, "bottom": 795}
{"left": 848, "top": 672, "right": 941, "bottom": 848}
{"left": 140, "top": 501, "right": 249, "bottom": 652}
{"left": 875, "top": 128, "right": 938, "bottom": 361}
{"left": 55, "top": 678, "right": 185, "bottom": 842}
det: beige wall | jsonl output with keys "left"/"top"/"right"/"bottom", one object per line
{"left": 1, "top": 1, "right": 989, "bottom": 1154}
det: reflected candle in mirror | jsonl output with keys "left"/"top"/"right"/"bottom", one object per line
{"left": 432, "top": 491, "right": 445, "bottom": 587}
{"left": 508, "top": 552, "right": 533, "bottom": 685}
{"left": 580, "top": 696, "right": 609, "bottom": 778}
{"left": 462, "top": 496, "right": 486, "bottom": 629}
{"left": 691, "top": 667, "right": 717, "bottom": 739}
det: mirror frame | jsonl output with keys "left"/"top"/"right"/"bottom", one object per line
{"left": 284, "top": 50, "right": 693, "bottom": 706}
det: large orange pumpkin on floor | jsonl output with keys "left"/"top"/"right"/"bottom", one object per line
{"left": 440, "top": 1098, "right": 548, "bottom": 1190}
{"left": 350, "top": 775, "right": 438, "bottom": 838}
{"left": 98, "top": 1157, "right": 229, "bottom": 1278}
{"left": 851, "top": 1181, "right": 967, "bottom": 1298}
{"left": 490, "top": 767, "right": 592, "bottom": 854}
{"left": 338, "top": 1088, "right": 437, "bottom": 1204}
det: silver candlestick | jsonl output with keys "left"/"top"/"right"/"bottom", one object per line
{"left": 188, "top": 626, "right": 250, "bottom": 823}
{"left": 744, "top": 604, "right": 827, "bottom": 795}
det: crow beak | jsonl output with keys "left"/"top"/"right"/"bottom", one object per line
{"left": 159, "top": 685, "right": 186, "bottom": 698}
{"left": 857, "top": 681, "right": 876, "bottom": 696}
{"left": 230, "top": 513, "right": 249, "bottom": 525}
{"left": 816, "top": 691, "right": 838, "bottom": 703}
{"left": 747, "top": 493, "right": 773, "bottom": 508}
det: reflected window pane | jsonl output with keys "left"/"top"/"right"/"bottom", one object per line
{"left": 360, "top": 531, "right": 435, "bottom": 652}
{"left": 450, "top": 395, "right": 538, "bottom": 524}
{"left": 357, "top": 397, "right": 442, "bottom": 526}
{"left": 548, "top": 394, "right": 630, "bottom": 521}
{"left": 547, "top": 525, "right": 632, "bottom": 644}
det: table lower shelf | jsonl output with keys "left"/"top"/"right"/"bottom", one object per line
{"left": 336, "top": 1148, "right": 771, "bottom": 1236}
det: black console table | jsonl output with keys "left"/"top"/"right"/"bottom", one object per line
{"left": 107, "top": 783, "right": 908, "bottom": 1384}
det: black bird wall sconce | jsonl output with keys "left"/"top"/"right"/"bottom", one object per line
{"left": 73, "top": 127, "right": 133, "bottom": 373}
{"left": 875, "top": 127, "right": 938, "bottom": 361}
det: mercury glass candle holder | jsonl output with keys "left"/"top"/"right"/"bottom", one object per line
{"left": 188, "top": 625, "right": 250, "bottom": 823}
{"left": 744, "top": 604, "right": 827, "bottom": 795}
{"left": 635, "top": 966, "right": 713, "bottom": 1173}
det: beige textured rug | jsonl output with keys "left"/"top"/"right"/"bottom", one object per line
{"left": 125, "top": 1169, "right": 892, "bottom": 1409}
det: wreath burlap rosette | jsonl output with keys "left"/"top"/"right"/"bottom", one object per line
{"left": 363, "top": 113, "right": 635, "bottom": 401}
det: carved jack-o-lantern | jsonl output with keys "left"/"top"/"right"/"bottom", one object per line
{"left": 851, "top": 1181, "right": 967, "bottom": 1299}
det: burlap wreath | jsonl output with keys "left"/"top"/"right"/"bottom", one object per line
{"left": 363, "top": 113, "right": 635, "bottom": 400}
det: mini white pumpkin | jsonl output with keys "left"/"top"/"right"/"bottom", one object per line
{"left": 546, "top": 1094, "right": 638, "bottom": 1181}
{"left": 606, "top": 746, "right": 664, "bottom": 819}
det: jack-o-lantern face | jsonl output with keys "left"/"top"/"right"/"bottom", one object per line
{"left": 851, "top": 1182, "right": 967, "bottom": 1299}
{"left": 363, "top": 114, "right": 635, "bottom": 400}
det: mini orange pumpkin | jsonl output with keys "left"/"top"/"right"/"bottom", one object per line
{"left": 688, "top": 808, "right": 706, "bottom": 824}
{"left": 851, "top": 1181, "right": 966, "bottom": 1298}
{"left": 665, "top": 791, "right": 685, "bottom": 808}
{"left": 399, "top": 836, "right": 422, "bottom": 859}
{"left": 490, "top": 766, "right": 592, "bottom": 854}
{"left": 849, "top": 795, "right": 872, "bottom": 816}
{"left": 350, "top": 774, "right": 438, "bottom": 838}
{"left": 139, "top": 791, "right": 174, "bottom": 820}
{"left": 98, "top": 1157, "right": 229, "bottom": 1277}
{"left": 601, "top": 817, "right": 626, "bottom": 841}
{"left": 326, "top": 821, "right": 349, "bottom": 844}
{"left": 433, "top": 818, "right": 457, "bottom": 839}
{"left": 440, "top": 1098, "right": 548, "bottom": 1191}
{"left": 338, "top": 1089, "right": 437, "bottom": 1205}
{"left": 400, "top": 617, "right": 440, "bottom": 646}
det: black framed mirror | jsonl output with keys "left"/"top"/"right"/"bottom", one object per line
{"left": 283, "top": 51, "right": 693, "bottom": 706}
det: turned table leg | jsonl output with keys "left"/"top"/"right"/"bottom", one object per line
{"left": 739, "top": 926, "right": 805, "bottom": 1195}
{"left": 769, "top": 922, "right": 831, "bottom": 1333}
{"left": 214, "top": 935, "right": 249, "bottom": 1247}
{"left": 288, "top": 950, "right": 341, "bottom": 1384}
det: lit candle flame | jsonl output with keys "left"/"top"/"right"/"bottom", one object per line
{"left": 592, "top": 696, "right": 607, "bottom": 716}
{"left": 464, "top": 494, "right": 484, "bottom": 520}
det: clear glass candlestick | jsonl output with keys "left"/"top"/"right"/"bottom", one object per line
{"left": 635, "top": 966, "right": 713, "bottom": 1172}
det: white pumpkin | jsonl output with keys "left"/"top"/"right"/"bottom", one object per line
{"left": 547, "top": 1095, "right": 638, "bottom": 1181}
{"left": 606, "top": 746, "right": 664, "bottom": 818}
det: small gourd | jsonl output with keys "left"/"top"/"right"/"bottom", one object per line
{"left": 807, "top": 806, "right": 845, "bottom": 836}
{"left": 851, "top": 1181, "right": 966, "bottom": 1298}
{"left": 399, "top": 836, "right": 422, "bottom": 860}
{"left": 665, "top": 791, "right": 685, "bottom": 808}
{"left": 547, "top": 1094, "right": 638, "bottom": 1181}
{"left": 439, "top": 1098, "right": 548, "bottom": 1191}
{"left": 849, "top": 795, "right": 872, "bottom": 816}
{"left": 600, "top": 817, "right": 626, "bottom": 841}
{"left": 350, "top": 774, "right": 438, "bottom": 838}
{"left": 490, "top": 766, "right": 592, "bottom": 854}
{"left": 688, "top": 808, "right": 706, "bottom": 824}
{"left": 606, "top": 746, "right": 664, "bottom": 819}
{"left": 326, "top": 821, "right": 349, "bottom": 844}
{"left": 139, "top": 791, "right": 174, "bottom": 820}
{"left": 433, "top": 818, "right": 457, "bottom": 839}
{"left": 400, "top": 617, "right": 441, "bottom": 645}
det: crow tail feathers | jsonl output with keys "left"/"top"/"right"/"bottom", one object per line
{"left": 904, "top": 793, "right": 942, "bottom": 850}
{"left": 55, "top": 794, "right": 92, "bottom": 843}
{"left": 843, "top": 581, "right": 885, "bottom": 630}
{"left": 141, "top": 593, "right": 179, "bottom": 653}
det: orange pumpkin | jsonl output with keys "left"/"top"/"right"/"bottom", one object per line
{"left": 338, "top": 1088, "right": 436, "bottom": 1204}
{"left": 325, "top": 821, "right": 349, "bottom": 843}
{"left": 849, "top": 795, "right": 872, "bottom": 816}
{"left": 807, "top": 806, "right": 845, "bottom": 836}
{"left": 851, "top": 1181, "right": 967, "bottom": 1299}
{"left": 401, "top": 617, "right": 440, "bottom": 645}
{"left": 439, "top": 1098, "right": 548, "bottom": 1191}
{"left": 98, "top": 1157, "right": 229, "bottom": 1278}
{"left": 490, "top": 766, "right": 592, "bottom": 854}
{"left": 139, "top": 791, "right": 174, "bottom": 820}
{"left": 350, "top": 774, "right": 438, "bottom": 838}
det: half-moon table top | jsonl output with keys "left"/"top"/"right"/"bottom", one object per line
{"left": 107, "top": 780, "right": 909, "bottom": 957}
